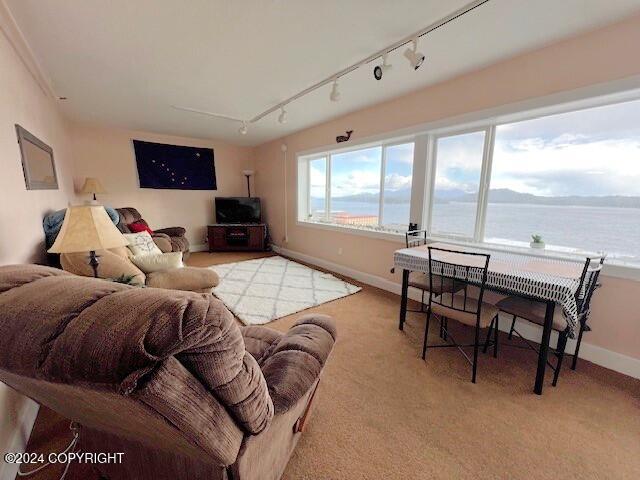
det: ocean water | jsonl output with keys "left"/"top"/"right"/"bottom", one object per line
{"left": 319, "top": 200, "right": 640, "bottom": 264}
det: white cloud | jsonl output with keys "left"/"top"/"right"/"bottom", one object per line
{"left": 491, "top": 138, "right": 640, "bottom": 196}
{"left": 384, "top": 173, "right": 411, "bottom": 190}
{"left": 331, "top": 170, "right": 380, "bottom": 196}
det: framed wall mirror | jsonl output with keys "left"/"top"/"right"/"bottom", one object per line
{"left": 16, "top": 124, "right": 58, "bottom": 190}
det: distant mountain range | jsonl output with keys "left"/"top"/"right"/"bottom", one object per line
{"left": 455, "top": 188, "right": 640, "bottom": 208}
{"left": 320, "top": 188, "right": 640, "bottom": 208}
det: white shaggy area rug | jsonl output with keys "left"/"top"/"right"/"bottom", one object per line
{"left": 210, "top": 256, "right": 361, "bottom": 325}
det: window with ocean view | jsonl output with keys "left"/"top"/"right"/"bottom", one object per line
{"left": 382, "top": 143, "right": 414, "bottom": 231}
{"left": 431, "top": 131, "right": 485, "bottom": 239}
{"left": 298, "top": 93, "right": 640, "bottom": 267}
{"left": 299, "top": 141, "right": 415, "bottom": 233}
{"left": 485, "top": 100, "right": 640, "bottom": 264}
{"left": 308, "top": 157, "right": 327, "bottom": 221}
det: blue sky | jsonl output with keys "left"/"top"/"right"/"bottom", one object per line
{"left": 310, "top": 143, "right": 414, "bottom": 198}
{"left": 435, "top": 99, "right": 640, "bottom": 197}
{"left": 312, "top": 98, "right": 640, "bottom": 200}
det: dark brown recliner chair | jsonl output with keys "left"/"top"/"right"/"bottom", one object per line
{"left": 0, "top": 265, "right": 336, "bottom": 480}
{"left": 116, "top": 207, "right": 190, "bottom": 258}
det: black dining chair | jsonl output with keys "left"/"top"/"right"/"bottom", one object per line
{"left": 422, "top": 246, "right": 500, "bottom": 384}
{"left": 405, "top": 230, "right": 462, "bottom": 339}
{"left": 571, "top": 256, "right": 605, "bottom": 370}
{"left": 497, "top": 255, "right": 605, "bottom": 386}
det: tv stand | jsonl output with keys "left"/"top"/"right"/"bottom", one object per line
{"left": 208, "top": 223, "right": 267, "bottom": 252}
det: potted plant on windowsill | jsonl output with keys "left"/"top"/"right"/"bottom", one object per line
{"left": 530, "top": 234, "right": 545, "bottom": 249}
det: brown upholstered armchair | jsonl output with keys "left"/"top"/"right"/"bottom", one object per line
{"left": 0, "top": 265, "right": 336, "bottom": 480}
{"left": 116, "top": 207, "right": 190, "bottom": 258}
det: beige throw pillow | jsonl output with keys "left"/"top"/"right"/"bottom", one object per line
{"left": 124, "top": 231, "right": 163, "bottom": 256}
{"left": 131, "top": 252, "right": 184, "bottom": 273}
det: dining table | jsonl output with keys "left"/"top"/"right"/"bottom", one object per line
{"left": 394, "top": 241, "right": 595, "bottom": 395}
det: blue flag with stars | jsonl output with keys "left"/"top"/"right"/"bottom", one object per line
{"left": 133, "top": 140, "right": 216, "bottom": 190}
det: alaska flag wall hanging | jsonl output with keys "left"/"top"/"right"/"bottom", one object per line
{"left": 133, "top": 140, "right": 216, "bottom": 190}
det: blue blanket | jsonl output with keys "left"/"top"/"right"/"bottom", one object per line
{"left": 43, "top": 207, "right": 120, "bottom": 249}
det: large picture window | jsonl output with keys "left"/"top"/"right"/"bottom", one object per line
{"left": 299, "top": 141, "right": 415, "bottom": 233}
{"left": 297, "top": 93, "right": 640, "bottom": 267}
{"left": 484, "top": 99, "right": 640, "bottom": 264}
{"left": 431, "top": 131, "right": 486, "bottom": 239}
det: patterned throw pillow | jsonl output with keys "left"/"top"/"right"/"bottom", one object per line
{"left": 123, "top": 231, "right": 163, "bottom": 256}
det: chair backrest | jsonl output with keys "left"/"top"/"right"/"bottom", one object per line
{"left": 116, "top": 207, "right": 145, "bottom": 233}
{"left": 576, "top": 255, "right": 606, "bottom": 322}
{"left": 0, "top": 265, "right": 274, "bottom": 449}
{"left": 406, "top": 229, "right": 428, "bottom": 248}
{"left": 427, "top": 246, "right": 491, "bottom": 317}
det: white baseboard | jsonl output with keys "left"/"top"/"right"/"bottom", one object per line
{"left": 190, "top": 243, "right": 209, "bottom": 253}
{"left": 272, "top": 245, "right": 640, "bottom": 380}
{"left": 0, "top": 399, "right": 39, "bottom": 480}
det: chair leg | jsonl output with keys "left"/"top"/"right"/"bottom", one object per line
{"left": 571, "top": 323, "right": 586, "bottom": 371}
{"left": 493, "top": 315, "right": 499, "bottom": 358}
{"left": 507, "top": 314, "right": 516, "bottom": 340}
{"left": 422, "top": 309, "right": 432, "bottom": 360}
{"left": 482, "top": 317, "right": 495, "bottom": 354}
{"left": 443, "top": 318, "right": 448, "bottom": 340}
{"left": 553, "top": 332, "right": 568, "bottom": 387}
{"left": 472, "top": 321, "right": 481, "bottom": 384}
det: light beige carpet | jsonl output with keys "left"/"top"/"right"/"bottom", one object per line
{"left": 24, "top": 252, "right": 640, "bottom": 480}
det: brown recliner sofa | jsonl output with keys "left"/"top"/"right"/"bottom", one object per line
{"left": 0, "top": 265, "right": 336, "bottom": 480}
{"left": 116, "top": 207, "right": 190, "bottom": 258}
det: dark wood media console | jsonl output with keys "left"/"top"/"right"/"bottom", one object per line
{"left": 207, "top": 224, "right": 267, "bottom": 252}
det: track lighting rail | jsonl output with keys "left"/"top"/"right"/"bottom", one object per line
{"left": 250, "top": 0, "right": 489, "bottom": 123}
{"left": 172, "top": 0, "right": 490, "bottom": 132}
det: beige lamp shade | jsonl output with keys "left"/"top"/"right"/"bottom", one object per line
{"left": 80, "top": 177, "right": 106, "bottom": 195}
{"left": 48, "top": 205, "right": 128, "bottom": 253}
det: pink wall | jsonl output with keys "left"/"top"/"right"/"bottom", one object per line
{"left": 253, "top": 14, "right": 640, "bottom": 361}
{"left": 69, "top": 124, "right": 254, "bottom": 247}
{"left": 0, "top": 21, "right": 77, "bottom": 460}
{"left": 0, "top": 32, "right": 76, "bottom": 265}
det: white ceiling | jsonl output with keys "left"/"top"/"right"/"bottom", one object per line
{"left": 6, "top": 0, "right": 640, "bottom": 146}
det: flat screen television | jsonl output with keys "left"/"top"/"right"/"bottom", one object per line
{"left": 215, "top": 197, "right": 261, "bottom": 224}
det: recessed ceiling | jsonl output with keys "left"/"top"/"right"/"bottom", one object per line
{"left": 6, "top": 0, "right": 640, "bottom": 146}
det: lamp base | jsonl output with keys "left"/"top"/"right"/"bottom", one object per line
{"left": 88, "top": 250, "right": 100, "bottom": 278}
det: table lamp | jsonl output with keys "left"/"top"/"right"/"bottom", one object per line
{"left": 48, "top": 205, "right": 129, "bottom": 278}
{"left": 80, "top": 177, "right": 106, "bottom": 204}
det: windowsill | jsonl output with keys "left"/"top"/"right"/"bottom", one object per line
{"left": 296, "top": 220, "right": 406, "bottom": 243}
{"left": 295, "top": 220, "right": 640, "bottom": 282}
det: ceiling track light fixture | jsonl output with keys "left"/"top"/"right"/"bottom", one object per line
{"left": 403, "top": 38, "right": 425, "bottom": 70}
{"left": 277, "top": 107, "right": 288, "bottom": 124}
{"left": 373, "top": 53, "right": 392, "bottom": 80}
{"left": 172, "top": 0, "right": 490, "bottom": 134}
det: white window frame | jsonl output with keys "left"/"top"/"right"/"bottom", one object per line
{"left": 425, "top": 125, "right": 495, "bottom": 242}
{"left": 295, "top": 82, "right": 640, "bottom": 278}
{"left": 297, "top": 136, "right": 420, "bottom": 238}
